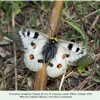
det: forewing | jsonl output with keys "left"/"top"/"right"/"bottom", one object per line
{"left": 11, "top": 27, "right": 48, "bottom": 51}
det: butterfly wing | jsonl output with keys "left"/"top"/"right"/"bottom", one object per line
{"left": 11, "top": 27, "right": 48, "bottom": 71}
{"left": 24, "top": 40, "right": 46, "bottom": 71}
{"left": 47, "top": 47, "right": 67, "bottom": 78}
{"left": 18, "top": 28, "right": 48, "bottom": 71}
{"left": 11, "top": 27, "right": 48, "bottom": 51}
{"left": 59, "top": 39, "right": 94, "bottom": 66}
{"left": 11, "top": 27, "right": 94, "bottom": 78}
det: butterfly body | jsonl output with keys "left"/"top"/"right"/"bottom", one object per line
{"left": 11, "top": 27, "right": 94, "bottom": 78}
{"left": 42, "top": 38, "right": 58, "bottom": 63}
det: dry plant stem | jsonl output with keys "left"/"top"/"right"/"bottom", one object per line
{"left": 46, "top": 1, "right": 64, "bottom": 36}
{"left": 83, "top": 83, "right": 96, "bottom": 90}
{"left": 59, "top": 71, "right": 66, "bottom": 90}
{"left": 59, "top": 71, "right": 74, "bottom": 90}
{"left": 34, "top": 63, "right": 47, "bottom": 90}
{"left": 72, "top": 2, "right": 100, "bottom": 39}
{"left": 13, "top": 42, "right": 17, "bottom": 90}
{"left": 38, "top": 6, "right": 45, "bottom": 30}
{"left": 34, "top": 1, "right": 64, "bottom": 90}
{"left": 20, "top": 70, "right": 30, "bottom": 90}
{"left": 76, "top": 9, "right": 100, "bottom": 23}
{"left": 87, "top": 15, "right": 100, "bottom": 38}
{"left": 76, "top": 76, "right": 90, "bottom": 90}
{"left": 64, "top": 71, "right": 74, "bottom": 79}
{"left": 91, "top": 15, "right": 99, "bottom": 28}
{"left": 12, "top": 8, "right": 17, "bottom": 90}
{"left": 72, "top": 2, "right": 92, "bottom": 39}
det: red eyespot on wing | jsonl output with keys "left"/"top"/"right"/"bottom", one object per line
{"left": 62, "top": 54, "right": 66, "bottom": 59}
{"left": 57, "top": 64, "right": 62, "bottom": 69}
{"left": 30, "top": 54, "right": 34, "bottom": 60}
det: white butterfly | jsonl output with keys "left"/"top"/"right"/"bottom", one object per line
{"left": 12, "top": 27, "right": 94, "bottom": 78}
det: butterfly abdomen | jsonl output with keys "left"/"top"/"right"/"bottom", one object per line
{"left": 42, "top": 39, "right": 58, "bottom": 63}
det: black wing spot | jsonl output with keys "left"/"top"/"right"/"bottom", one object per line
{"left": 67, "top": 43, "right": 73, "bottom": 50}
{"left": 38, "top": 59, "right": 43, "bottom": 63}
{"left": 49, "top": 63, "right": 53, "bottom": 67}
{"left": 66, "top": 54, "right": 70, "bottom": 57}
{"left": 33, "top": 32, "right": 39, "bottom": 39}
{"left": 76, "top": 47, "right": 80, "bottom": 52}
{"left": 80, "top": 51, "right": 84, "bottom": 54}
{"left": 31, "top": 42, "right": 35, "bottom": 46}
{"left": 27, "top": 31, "right": 30, "bottom": 36}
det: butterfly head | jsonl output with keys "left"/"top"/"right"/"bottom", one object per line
{"left": 49, "top": 35, "right": 58, "bottom": 44}
{"left": 50, "top": 36, "right": 58, "bottom": 41}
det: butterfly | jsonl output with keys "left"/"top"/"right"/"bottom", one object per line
{"left": 11, "top": 27, "right": 94, "bottom": 78}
